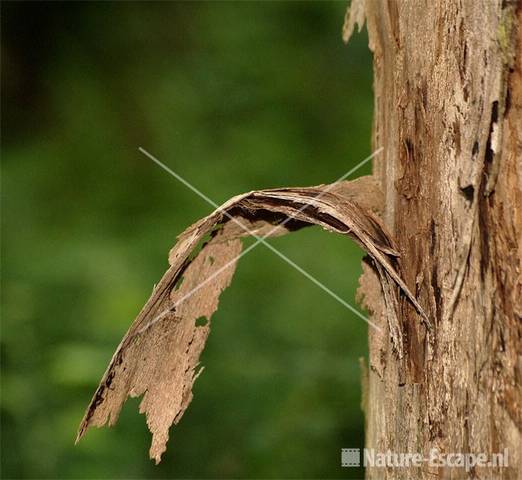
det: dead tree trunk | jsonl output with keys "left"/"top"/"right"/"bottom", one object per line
{"left": 346, "top": 1, "right": 521, "bottom": 478}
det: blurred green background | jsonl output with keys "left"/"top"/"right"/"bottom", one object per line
{"left": 2, "top": 1, "right": 374, "bottom": 478}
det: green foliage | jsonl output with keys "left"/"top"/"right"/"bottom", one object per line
{"left": 2, "top": 2, "right": 373, "bottom": 478}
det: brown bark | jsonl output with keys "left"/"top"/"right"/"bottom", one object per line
{"left": 77, "top": 180, "right": 419, "bottom": 463}
{"left": 346, "top": 0, "right": 522, "bottom": 478}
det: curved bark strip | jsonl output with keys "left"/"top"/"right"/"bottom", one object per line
{"left": 76, "top": 179, "right": 428, "bottom": 463}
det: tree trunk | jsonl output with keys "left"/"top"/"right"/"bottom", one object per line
{"left": 347, "top": 1, "right": 522, "bottom": 478}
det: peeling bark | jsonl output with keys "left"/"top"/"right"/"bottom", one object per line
{"left": 76, "top": 179, "right": 426, "bottom": 463}
{"left": 346, "top": 0, "right": 521, "bottom": 478}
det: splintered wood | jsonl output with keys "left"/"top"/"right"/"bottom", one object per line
{"left": 76, "top": 180, "right": 427, "bottom": 463}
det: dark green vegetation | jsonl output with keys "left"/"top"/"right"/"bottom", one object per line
{"left": 2, "top": 2, "right": 373, "bottom": 478}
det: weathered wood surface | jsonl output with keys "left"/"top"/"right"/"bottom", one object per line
{"left": 77, "top": 179, "right": 423, "bottom": 463}
{"left": 346, "top": 0, "right": 521, "bottom": 478}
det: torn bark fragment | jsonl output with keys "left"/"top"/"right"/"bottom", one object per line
{"left": 76, "top": 179, "right": 428, "bottom": 463}
{"left": 342, "top": 0, "right": 366, "bottom": 44}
